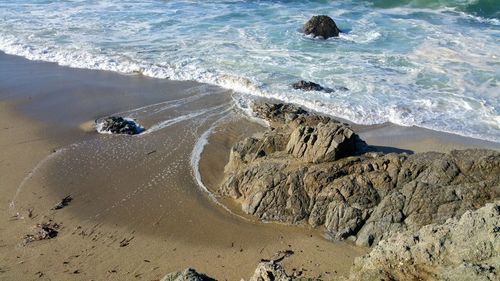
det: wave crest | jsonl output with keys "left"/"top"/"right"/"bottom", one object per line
{"left": 368, "top": 0, "right": 500, "bottom": 19}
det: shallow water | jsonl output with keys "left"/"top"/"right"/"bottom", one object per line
{"left": 0, "top": 0, "right": 498, "bottom": 141}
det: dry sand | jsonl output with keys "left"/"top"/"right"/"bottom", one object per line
{"left": 0, "top": 52, "right": 498, "bottom": 281}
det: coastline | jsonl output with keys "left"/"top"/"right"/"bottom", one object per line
{"left": 0, "top": 52, "right": 498, "bottom": 280}
{"left": 0, "top": 53, "right": 365, "bottom": 280}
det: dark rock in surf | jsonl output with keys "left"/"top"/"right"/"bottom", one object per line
{"left": 96, "top": 116, "right": 144, "bottom": 135}
{"left": 292, "top": 80, "right": 329, "bottom": 92}
{"left": 304, "top": 15, "right": 340, "bottom": 39}
{"left": 292, "top": 80, "right": 349, "bottom": 93}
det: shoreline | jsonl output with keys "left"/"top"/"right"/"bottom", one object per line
{"left": 1, "top": 48, "right": 499, "bottom": 145}
{"left": 0, "top": 52, "right": 365, "bottom": 280}
{"left": 0, "top": 52, "right": 498, "bottom": 280}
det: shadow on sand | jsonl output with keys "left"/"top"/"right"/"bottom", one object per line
{"left": 368, "top": 145, "right": 414, "bottom": 155}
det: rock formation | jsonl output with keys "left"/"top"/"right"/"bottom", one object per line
{"left": 303, "top": 15, "right": 341, "bottom": 39}
{"left": 161, "top": 102, "right": 499, "bottom": 280}
{"left": 95, "top": 116, "right": 144, "bottom": 135}
{"left": 219, "top": 102, "right": 500, "bottom": 247}
{"left": 347, "top": 201, "right": 500, "bottom": 281}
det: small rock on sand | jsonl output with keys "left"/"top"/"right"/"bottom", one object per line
{"left": 23, "top": 222, "right": 60, "bottom": 245}
{"left": 95, "top": 116, "right": 144, "bottom": 135}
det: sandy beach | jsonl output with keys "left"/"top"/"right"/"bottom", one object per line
{"left": 1, "top": 1, "right": 499, "bottom": 279}
{"left": 0, "top": 52, "right": 498, "bottom": 280}
{"left": 0, "top": 53, "right": 368, "bottom": 280}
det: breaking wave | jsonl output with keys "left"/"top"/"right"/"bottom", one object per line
{"left": 0, "top": 0, "right": 498, "bottom": 142}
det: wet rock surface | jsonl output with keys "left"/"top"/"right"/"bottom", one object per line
{"left": 95, "top": 116, "right": 144, "bottom": 135}
{"left": 303, "top": 15, "right": 341, "bottom": 39}
{"left": 292, "top": 80, "right": 326, "bottom": 92}
{"left": 220, "top": 102, "right": 500, "bottom": 247}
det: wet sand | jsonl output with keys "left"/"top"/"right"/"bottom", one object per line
{"left": 356, "top": 122, "right": 500, "bottom": 154}
{"left": 0, "top": 52, "right": 498, "bottom": 281}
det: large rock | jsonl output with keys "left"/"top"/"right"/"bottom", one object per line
{"left": 304, "top": 15, "right": 341, "bottom": 39}
{"left": 347, "top": 201, "right": 500, "bottom": 281}
{"left": 251, "top": 102, "right": 360, "bottom": 163}
{"left": 286, "top": 121, "right": 357, "bottom": 163}
{"left": 220, "top": 102, "right": 500, "bottom": 245}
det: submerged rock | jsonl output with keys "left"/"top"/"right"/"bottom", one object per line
{"left": 219, "top": 102, "right": 500, "bottom": 246}
{"left": 95, "top": 116, "right": 144, "bottom": 135}
{"left": 292, "top": 80, "right": 329, "bottom": 92}
{"left": 292, "top": 80, "right": 349, "bottom": 93}
{"left": 304, "top": 15, "right": 341, "bottom": 39}
{"left": 348, "top": 201, "right": 500, "bottom": 281}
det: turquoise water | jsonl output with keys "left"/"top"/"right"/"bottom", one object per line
{"left": 0, "top": 0, "right": 499, "bottom": 141}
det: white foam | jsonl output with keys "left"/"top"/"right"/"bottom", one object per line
{"left": 9, "top": 146, "right": 72, "bottom": 215}
{"left": 189, "top": 106, "right": 252, "bottom": 221}
{"left": 95, "top": 117, "right": 144, "bottom": 135}
{"left": 144, "top": 104, "right": 227, "bottom": 135}
{"left": 339, "top": 30, "right": 382, "bottom": 43}
{"left": 0, "top": 0, "right": 498, "bottom": 142}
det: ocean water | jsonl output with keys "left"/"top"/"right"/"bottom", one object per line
{"left": 0, "top": 0, "right": 499, "bottom": 141}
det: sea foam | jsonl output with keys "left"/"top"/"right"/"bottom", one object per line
{"left": 0, "top": 0, "right": 498, "bottom": 142}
